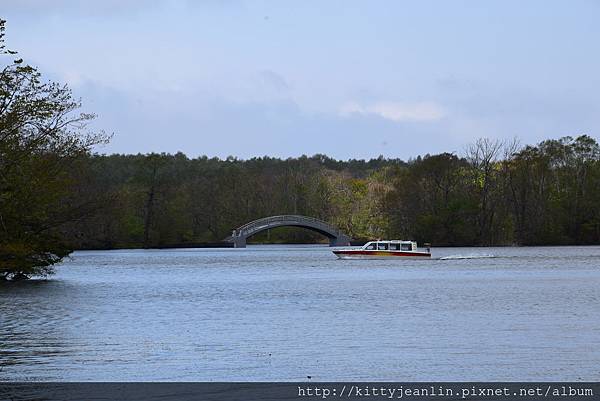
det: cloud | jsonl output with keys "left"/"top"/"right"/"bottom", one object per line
{"left": 85, "top": 86, "right": 457, "bottom": 160}
{"left": 340, "top": 101, "right": 446, "bottom": 122}
{"left": 258, "top": 70, "right": 290, "bottom": 92}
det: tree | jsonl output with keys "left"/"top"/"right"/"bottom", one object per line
{"left": 385, "top": 153, "right": 477, "bottom": 245}
{"left": 465, "top": 138, "right": 504, "bottom": 245}
{"left": 0, "top": 19, "right": 109, "bottom": 280}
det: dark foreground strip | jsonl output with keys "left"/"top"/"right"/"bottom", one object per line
{"left": 0, "top": 382, "right": 598, "bottom": 401}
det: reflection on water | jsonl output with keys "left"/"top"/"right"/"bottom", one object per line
{"left": 1, "top": 245, "right": 600, "bottom": 381}
{"left": 0, "top": 281, "right": 74, "bottom": 381}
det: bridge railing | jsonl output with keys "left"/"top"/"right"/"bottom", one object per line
{"left": 232, "top": 215, "right": 341, "bottom": 238}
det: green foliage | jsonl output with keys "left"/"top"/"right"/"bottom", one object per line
{"left": 64, "top": 134, "right": 600, "bottom": 250}
{"left": 0, "top": 20, "right": 108, "bottom": 280}
{"left": 68, "top": 153, "right": 399, "bottom": 248}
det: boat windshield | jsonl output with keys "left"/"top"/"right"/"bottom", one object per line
{"left": 363, "top": 240, "right": 417, "bottom": 251}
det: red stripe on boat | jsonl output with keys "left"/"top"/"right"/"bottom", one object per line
{"left": 333, "top": 250, "right": 430, "bottom": 257}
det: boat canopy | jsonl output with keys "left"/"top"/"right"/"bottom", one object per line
{"left": 362, "top": 240, "right": 417, "bottom": 251}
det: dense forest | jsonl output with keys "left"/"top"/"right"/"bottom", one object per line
{"left": 63, "top": 134, "right": 600, "bottom": 249}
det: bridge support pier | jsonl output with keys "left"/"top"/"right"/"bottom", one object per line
{"left": 233, "top": 236, "right": 247, "bottom": 248}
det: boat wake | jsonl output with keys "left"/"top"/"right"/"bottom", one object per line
{"left": 438, "top": 253, "right": 496, "bottom": 260}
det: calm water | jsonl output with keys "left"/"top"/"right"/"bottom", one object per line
{"left": 1, "top": 245, "right": 600, "bottom": 381}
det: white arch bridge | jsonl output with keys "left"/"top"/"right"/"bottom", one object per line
{"left": 224, "top": 215, "right": 352, "bottom": 248}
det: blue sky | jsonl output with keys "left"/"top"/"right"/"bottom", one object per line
{"left": 2, "top": 0, "right": 599, "bottom": 159}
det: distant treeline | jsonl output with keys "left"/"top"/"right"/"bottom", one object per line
{"left": 62, "top": 135, "right": 600, "bottom": 249}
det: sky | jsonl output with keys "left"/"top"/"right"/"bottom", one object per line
{"left": 2, "top": 0, "right": 599, "bottom": 160}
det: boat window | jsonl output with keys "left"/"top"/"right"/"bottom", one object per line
{"left": 365, "top": 243, "right": 376, "bottom": 250}
{"left": 377, "top": 243, "right": 388, "bottom": 250}
{"left": 390, "top": 243, "right": 400, "bottom": 250}
{"left": 401, "top": 243, "right": 412, "bottom": 251}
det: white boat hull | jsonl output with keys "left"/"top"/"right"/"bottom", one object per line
{"left": 333, "top": 250, "right": 431, "bottom": 260}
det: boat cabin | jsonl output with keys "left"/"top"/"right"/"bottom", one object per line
{"left": 362, "top": 240, "right": 417, "bottom": 251}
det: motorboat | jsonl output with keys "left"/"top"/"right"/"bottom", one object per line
{"left": 333, "top": 240, "right": 431, "bottom": 259}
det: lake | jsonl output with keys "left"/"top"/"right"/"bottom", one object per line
{"left": 1, "top": 245, "right": 599, "bottom": 381}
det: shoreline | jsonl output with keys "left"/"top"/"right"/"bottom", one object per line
{"left": 71, "top": 242, "right": 600, "bottom": 251}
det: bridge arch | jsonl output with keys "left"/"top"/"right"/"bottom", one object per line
{"left": 224, "top": 215, "right": 351, "bottom": 248}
